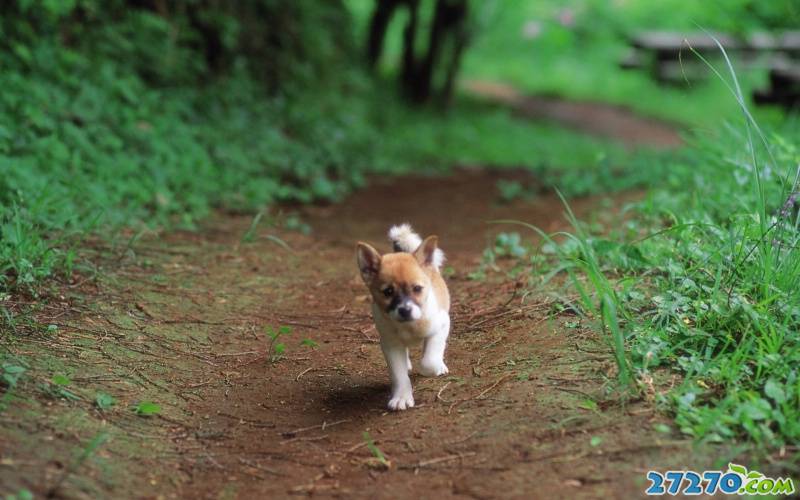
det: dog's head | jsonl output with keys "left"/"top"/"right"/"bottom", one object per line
{"left": 356, "top": 236, "right": 439, "bottom": 322}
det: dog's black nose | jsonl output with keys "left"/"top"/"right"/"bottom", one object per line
{"left": 397, "top": 306, "right": 412, "bottom": 320}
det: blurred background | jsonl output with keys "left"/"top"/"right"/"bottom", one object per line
{"left": 0, "top": 0, "right": 798, "bottom": 284}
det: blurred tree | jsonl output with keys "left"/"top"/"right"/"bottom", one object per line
{"left": 366, "top": 0, "right": 470, "bottom": 104}
{"left": 0, "top": 0, "right": 355, "bottom": 92}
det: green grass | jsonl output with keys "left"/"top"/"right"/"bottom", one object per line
{"left": 347, "top": 0, "right": 793, "bottom": 127}
{"left": 458, "top": 0, "right": 774, "bottom": 127}
{"left": 370, "top": 93, "right": 628, "bottom": 174}
{"left": 503, "top": 64, "right": 800, "bottom": 451}
{"left": 0, "top": 42, "right": 628, "bottom": 295}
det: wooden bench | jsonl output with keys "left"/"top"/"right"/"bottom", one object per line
{"left": 753, "top": 57, "right": 800, "bottom": 109}
{"left": 621, "top": 31, "right": 800, "bottom": 84}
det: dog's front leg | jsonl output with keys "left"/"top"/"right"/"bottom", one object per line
{"left": 420, "top": 315, "right": 450, "bottom": 377}
{"left": 380, "top": 336, "right": 414, "bottom": 410}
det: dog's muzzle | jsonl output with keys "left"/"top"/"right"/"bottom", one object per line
{"left": 389, "top": 298, "right": 420, "bottom": 322}
{"left": 397, "top": 305, "right": 412, "bottom": 321}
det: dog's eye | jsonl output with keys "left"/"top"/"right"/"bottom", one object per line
{"left": 382, "top": 286, "right": 394, "bottom": 297}
{"left": 412, "top": 285, "right": 423, "bottom": 293}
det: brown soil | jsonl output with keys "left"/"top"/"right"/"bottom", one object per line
{"left": 465, "top": 81, "right": 684, "bottom": 149}
{"left": 2, "top": 170, "right": 722, "bottom": 500}
{"left": 1, "top": 86, "right": 722, "bottom": 500}
{"left": 177, "top": 172, "right": 713, "bottom": 500}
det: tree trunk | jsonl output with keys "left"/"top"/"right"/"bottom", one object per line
{"left": 367, "top": 0, "right": 401, "bottom": 68}
{"left": 366, "top": 0, "right": 468, "bottom": 105}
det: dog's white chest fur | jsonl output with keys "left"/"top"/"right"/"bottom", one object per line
{"left": 371, "top": 292, "right": 447, "bottom": 344}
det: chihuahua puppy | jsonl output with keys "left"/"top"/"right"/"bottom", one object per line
{"left": 356, "top": 224, "right": 450, "bottom": 411}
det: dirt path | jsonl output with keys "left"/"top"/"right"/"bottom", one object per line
{"left": 465, "top": 81, "right": 683, "bottom": 148}
{"left": 2, "top": 171, "right": 723, "bottom": 499}
{"left": 0, "top": 90, "right": 716, "bottom": 499}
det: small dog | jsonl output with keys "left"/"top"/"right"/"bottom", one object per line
{"left": 356, "top": 224, "right": 451, "bottom": 411}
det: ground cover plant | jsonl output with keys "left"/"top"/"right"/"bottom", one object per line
{"left": 0, "top": 0, "right": 628, "bottom": 295}
{"left": 507, "top": 64, "right": 800, "bottom": 455}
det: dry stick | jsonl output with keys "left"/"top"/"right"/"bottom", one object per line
{"left": 215, "top": 350, "right": 261, "bottom": 357}
{"left": 216, "top": 412, "right": 276, "bottom": 428}
{"left": 435, "top": 381, "right": 452, "bottom": 403}
{"left": 296, "top": 367, "right": 314, "bottom": 381}
{"left": 447, "top": 373, "right": 513, "bottom": 415}
{"left": 345, "top": 441, "right": 367, "bottom": 453}
{"left": 399, "top": 452, "right": 477, "bottom": 470}
{"left": 237, "top": 352, "right": 268, "bottom": 367}
{"left": 280, "top": 419, "right": 350, "bottom": 437}
{"left": 474, "top": 372, "right": 514, "bottom": 399}
{"left": 162, "top": 316, "right": 227, "bottom": 325}
{"left": 446, "top": 430, "right": 479, "bottom": 446}
{"left": 341, "top": 325, "right": 378, "bottom": 342}
{"left": 237, "top": 457, "right": 283, "bottom": 476}
{"left": 540, "top": 440, "right": 690, "bottom": 464}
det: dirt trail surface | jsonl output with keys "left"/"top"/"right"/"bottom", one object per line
{"left": 3, "top": 171, "right": 721, "bottom": 499}
{"left": 465, "top": 81, "right": 684, "bottom": 148}
{"left": 1, "top": 91, "right": 704, "bottom": 499}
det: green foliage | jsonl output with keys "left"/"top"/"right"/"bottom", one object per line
{"left": 266, "top": 325, "right": 292, "bottom": 362}
{"left": 496, "top": 180, "right": 534, "bottom": 203}
{"left": 370, "top": 93, "right": 626, "bottom": 174}
{"left": 133, "top": 401, "right": 161, "bottom": 416}
{"left": 43, "top": 374, "right": 81, "bottom": 401}
{"left": 0, "top": 0, "right": 373, "bottom": 292}
{"left": 1, "top": 361, "right": 26, "bottom": 389}
{"left": 454, "top": 0, "right": 794, "bottom": 126}
{"left": 363, "top": 431, "right": 390, "bottom": 468}
{"left": 0, "top": 0, "right": 641, "bottom": 294}
{"left": 1, "top": 358, "right": 27, "bottom": 411}
{"left": 95, "top": 392, "right": 115, "bottom": 411}
{"left": 521, "top": 118, "right": 800, "bottom": 447}
{"left": 5, "top": 489, "right": 33, "bottom": 500}
{"left": 300, "top": 339, "right": 319, "bottom": 349}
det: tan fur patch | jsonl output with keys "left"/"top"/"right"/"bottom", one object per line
{"left": 368, "top": 253, "right": 450, "bottom": 313}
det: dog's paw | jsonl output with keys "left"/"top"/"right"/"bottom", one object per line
{"left": 388, "top": 390, "right": 415, "bottom": 411}
{"left": 419, "top": 360, "right": 449, "bottom": 377}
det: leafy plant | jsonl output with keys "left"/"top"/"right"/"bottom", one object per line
{"left": 300, "top": 338, "right": 319, "bottom": 349}
{"left": 506, "top": 52, "right": 800, "bottom": 448}
{"left": 133, "top": 401, "right": 161, "bottom": 416}
{"left": 363, "top": 431, "right": 390, "bottom": 469}
{"left": 95, "top": 392, "right": 116, "bottom": 411}
{"left": 496, "top": 180, "right": 534, "bottom": 203}
{"left": 43, "top": 375, "right": 81, "bottom": 401}
{"left": 266, "top": 325, "right": 292, "bottom": 362}
{"left": 1, "top": 361, "right": 26, "bottom": 389}
{"left": 1, "top": 359, "right": 27, "bottom": 411}
{"left": 5, "top": 488, "right": 33, "bottom": 500}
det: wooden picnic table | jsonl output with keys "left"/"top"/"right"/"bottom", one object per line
{"left": 753, "top": 56, "right": 800, "bottom": 109}
{"left": 621, "top": 30, "right": 800, "bottom": 85}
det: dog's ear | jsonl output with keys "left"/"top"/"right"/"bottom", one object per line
{"left": 356, "top": 242, "right": 381, "bottom": 283}
{"left": 414, "top": 235, "right": 438, "bottom": 267}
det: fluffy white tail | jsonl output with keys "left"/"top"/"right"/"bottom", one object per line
{"left": 388, "top": 223, "right": 445, "bottom": 269}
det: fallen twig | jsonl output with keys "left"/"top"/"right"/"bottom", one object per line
{"left": 280, "top": 419, "right": 350, "bottom": 438}
{"left": 399, "top": 452, "right": 477, "bottom": 470}
{"left": 296, "top": 367, "right": 314, "bottom": 381}
{"left": 447, "top": 373, "right": 514, "bottom": 415}
{"left": 435, "top": 381, "right": 452, "bottom": 403}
